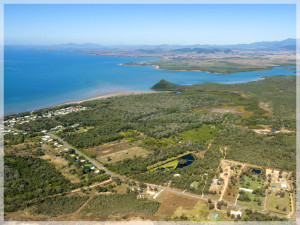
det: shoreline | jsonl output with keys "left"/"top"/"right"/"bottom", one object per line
{"left": 121, "top": 63, "right": 283, "bottom": 75}
{"left": 5, "top": 90, "right": 157, "bottom": 116}
{"left": 56, "top": 90, "right": 155, "bottom": 106}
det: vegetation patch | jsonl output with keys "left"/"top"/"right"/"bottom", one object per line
{"left": 30, "top": 194, "right": 89, "bottom": 217}
{"left": 81, "top": 194, "right": 160, "bottom": 218}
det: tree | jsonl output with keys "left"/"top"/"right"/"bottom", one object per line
{"left": 180, "top": 159, "right": 187, "bottom": 165}
{"left": 227, "top": 211, "right": 231, "bottom": 217}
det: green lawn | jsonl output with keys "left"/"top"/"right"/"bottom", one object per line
{"left": 238, "top": 175, "right": 265, "bottom": 211}
{"left": 149, "top": 159, "right": 179, "bottom": 172}
{"left": 237, "top": 193, "right": 264, "bottom": 211}
{"left": 179, "top": 125, "right": 217, "bottom": 142}
{"left": 266, "top": 192, "right": 290, "bottom": 215}
{"left": 239, "top": 175, "right": 264, "bottom": 190}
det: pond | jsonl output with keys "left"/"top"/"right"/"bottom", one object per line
{"left": 170, "top": 91, "right": 182, "bottom": 96}
{"left": 176, "top": 154, "right": 196, "bottom": 169}
{"left": 152, "top": 153, "right": 196, "bottom": 171}
{"left": 250, "top": 168, "right": 262, "bottom": 174}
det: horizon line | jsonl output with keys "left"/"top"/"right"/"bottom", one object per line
{"left": 4, "top": 37, "right": 297, "bottom": 47}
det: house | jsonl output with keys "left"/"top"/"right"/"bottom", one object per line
{"left": 239, "top": 187, "right": 253, "bottom": 193}
{"left": 213, "top": 179, "right": 218, "bottom": 184}
{"left": 230, "top": 211, "right": 242, "bottom": 217}
{"left": 41, "top": 130, "right": 47, "bottom": 133}
{"left": 137, "top": 193, "right": 146, "bottom": 199}
{"left": 281, "top": 184, "right": 287, "bottom": 188}
{"left": 174, "top": 174, "right": 180, "bottom": 177}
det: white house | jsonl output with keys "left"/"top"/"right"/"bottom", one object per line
{"left": 281, "top": 184, "right": 287, "bottom": 188}
{"left": 230, "top": 211, "right": 242, "bottom": 217}
{"left": 239, "top": 187, "right": 253, "bottom": 193}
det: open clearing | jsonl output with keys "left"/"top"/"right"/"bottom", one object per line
{"left": 97, "top": 146, "right": 149, "bottom": 164}
{"left": 155, "top": 191, "right": 199, "bottom": 219}
{"left": 41, "top": 149, "right": 82, "bottom": 183}
{"left": 266, "top": 192, "right": 290, "bottom": 215}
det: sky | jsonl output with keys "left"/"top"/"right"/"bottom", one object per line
{"left": 4, "top": 4, "right": 296, "bottom": 45}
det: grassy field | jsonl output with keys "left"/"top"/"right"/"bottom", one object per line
{"left": 172, "top": 201, "right": 209, "bottom": 221}
{"left": 155, "top": 191, "right": 199, "bottom": 219}
{"left": 147, "top": 152, "right": 191, "bottom": 170}
{"left": 237, "top": 194, "right": 264, "bottom": 211}
{"left": 98, "top": 146, "right": 149, "bottom": 164}
{"left": 149, "top": 159, "right": 179, "bottom": 171}
{"left": 113, "top": 183, "right": 130, "bottom": 194}
{"left": 238, "top": 175, "right": 265, "bottom": 211}
{"left": 179, "top": 125, "right": 218, "bottom": 142}
{"left": 266, "top": 192, "right": 291, "bottom": 215}
{"left": 240, "top": 175, "right": 264, "bottom": 190}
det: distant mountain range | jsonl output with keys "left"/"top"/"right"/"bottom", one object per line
{"left": 6, "top": 38, "right": 296, "bottom": 51}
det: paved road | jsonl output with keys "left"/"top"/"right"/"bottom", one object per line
{"left": 47, "top": 132, "right": 293, "bottom": 221}
{"left": 48, "top": 132, "right": 116, "bottom": 177}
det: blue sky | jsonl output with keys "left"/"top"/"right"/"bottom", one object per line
{"left": 4, "top": 4, "right": 296, "bottom": 45}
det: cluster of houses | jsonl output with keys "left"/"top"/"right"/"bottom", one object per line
{"left": 4, "top": 115, "right": 37, "bottom": 128}
{"left": 40, "top": 135, "right": 65, "bottom": 150}
{"left": 67, "top": 152, "right": 101, "bottom": 174}
{"left": 4, "top": 105, "right": 87, "bottom": 130}
{"left": 40, "top": 134, "right": 101, "bottom": 175}
{"left": 1, "top": 127, "right": 27, "bottom": 136}
{"left": 41, "top": 106, "right": 87, "bottom": 118}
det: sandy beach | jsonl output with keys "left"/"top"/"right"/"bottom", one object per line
{"left": 58, "top": 90, "right": 155, "bottom": 106}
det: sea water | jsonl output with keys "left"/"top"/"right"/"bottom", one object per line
{"left": 4, "top": 48, "right": 295, "bottom": 115}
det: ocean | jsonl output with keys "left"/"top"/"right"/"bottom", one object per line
{"left": 4, "top": 48, "right": 295, "bottom": 115}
